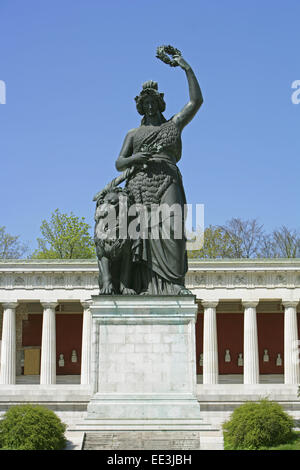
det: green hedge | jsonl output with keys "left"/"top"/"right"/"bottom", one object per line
{"left": 223, "top": 399, "right": 296, "bottom": 450}
{"left": 0, "top": 405, "right": 66, "bottom": 450}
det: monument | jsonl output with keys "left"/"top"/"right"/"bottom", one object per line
{"left": 79, "top": 46, "right": 218, "bottom": 449}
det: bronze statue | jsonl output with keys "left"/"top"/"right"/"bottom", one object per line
{"left": 94, "top": 46, "right": 203, "bottom": 295}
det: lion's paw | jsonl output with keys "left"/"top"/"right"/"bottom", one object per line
{"left": 99, "top": 282, "right": 116, "bottom": 295}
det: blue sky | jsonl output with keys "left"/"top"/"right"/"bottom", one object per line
{"left": 1, "top": 0, "right": 299, "bottom": 253}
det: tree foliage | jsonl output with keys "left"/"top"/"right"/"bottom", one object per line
{"left": 2, "top": 211, "right": 299, "bottom": 261}
{"left": 0, "top": 226, "right": 28, "bottom": 259}
{"left": 188, "top": 225, "right": 234, "bottom": 259}
{"left": 188, "top": 217, "right": 300, "bottom": 259}
{"left": 271, "top": 226, "right": 300, "bottom": 258}
{"left": 219, "top": 217, "right": 264, "bottom": 258}
{"left": 31, "top": 209, "right": 95, "bottom": 259}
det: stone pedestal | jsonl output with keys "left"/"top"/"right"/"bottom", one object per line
{"left": 83, "top": 295, "right": 206, "bottom": 431}
{"left": 80, "top": 300, "right": 92, "bottom": 385}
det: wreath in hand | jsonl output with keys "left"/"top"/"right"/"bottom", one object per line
{"left": 156, "top": 45, "right": 182, "bottom": 67}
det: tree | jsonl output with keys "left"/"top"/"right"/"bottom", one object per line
{"left": 257, "top": 233, "right": 279, "bottom": 258}
{"left": 188, "top": 225, "right": 235, "bottom": 259}
{"left": 271, "top": 226, "right": 300, "bottom": 258}
{"left": 188, "top": 218, "right": 300, "bottom": 260}
{"left": 31, "top": 209, "right": 96, "bottom": 259}
{"left": 0, "top": 226, "right": 28, "bottom": 259}
{"left": 219, "top": 217, "right": 264, "bottom": 258}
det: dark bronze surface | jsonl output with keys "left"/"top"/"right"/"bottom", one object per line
{"left": 94, "top": 47, "right": 203, "bottom": 296}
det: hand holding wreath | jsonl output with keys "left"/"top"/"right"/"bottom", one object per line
{"left": 172, "top": 54, "right": 191, "bottom": 71}
{"left": 156, "top": 45, "right": 190, "bottom": 71}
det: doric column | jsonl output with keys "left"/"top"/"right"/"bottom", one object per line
{"left": 202, "top": 301, "right": 219, "bottom": 384}
{"left": 80, "top": 300, "right": 92, "bottom": 385}
{"left": 0, "top": 302, "right": 18, "bottom": 384}
{"left": 243, "top": 301, "right": 259, "bottom": 384}
{"left": 283, "top": 301, "right": 300, "bottom": 385}
{"left": 40, "top": 302, "right": 57, "bottom": 385}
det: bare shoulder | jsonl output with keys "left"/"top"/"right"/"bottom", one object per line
{"left": 170, "top": 113, "right": 183, "bottom": 131}
{"left": 125, "top": 127, "right": 138, "bottom": 138}
{"left": 119, "top": 128, "right": 138, "bottom": 149}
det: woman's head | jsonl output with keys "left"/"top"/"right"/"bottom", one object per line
{"left": 135, "top": 81, "right": 166, "bottom": 123}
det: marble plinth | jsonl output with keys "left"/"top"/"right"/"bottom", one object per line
{"left": 83, "top": 295, "right": 206, "bottom": 430}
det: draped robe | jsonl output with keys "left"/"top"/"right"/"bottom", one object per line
{"left": 126, "top": 119, "right": 188, "bottom": 295}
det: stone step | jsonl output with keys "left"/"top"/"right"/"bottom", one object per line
{"left": 70, "top": 417, "right": 219, "bottom": 432}
{"left": 82, "top": 430, "right": 224, "bottom": 450}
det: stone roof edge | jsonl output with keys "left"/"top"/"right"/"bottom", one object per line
{"left": 0, "top": 258, "right": 299, "bottom": 271}
{"left": 188, "top": 258, "right": 300, "bottom": 269}
{"left": 0, "top": 259, "right": 97, "bottom": 264}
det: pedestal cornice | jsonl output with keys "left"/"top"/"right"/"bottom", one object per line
{"left": 90, "top": 295, "right": 198, "bottom": 323}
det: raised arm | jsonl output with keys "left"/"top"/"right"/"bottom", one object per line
{"left": 172, "top": 56, "right": 203, "bottom": 131}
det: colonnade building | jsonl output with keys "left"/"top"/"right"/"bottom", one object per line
{"left": 0, "top": 258, "right": 299, "bottom": 427}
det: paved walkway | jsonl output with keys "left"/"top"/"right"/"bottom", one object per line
{"left": 65, "top": 431, "right": 85, "bottom": 450}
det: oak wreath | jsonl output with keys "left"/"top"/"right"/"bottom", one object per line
{"left": 156, "top": 45, "right": 182, "bottom": 67}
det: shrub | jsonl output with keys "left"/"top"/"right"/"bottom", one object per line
{"left": 223, "top": 399, "right": 295, "bottom": 450}
{"left": 0, "top": 405, "right": 66, "bottom": 450}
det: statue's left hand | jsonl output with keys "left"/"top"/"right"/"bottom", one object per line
{"left": 173, "top": 55, "right": 190, "bottom": 71}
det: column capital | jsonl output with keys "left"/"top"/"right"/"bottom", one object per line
{"left": 202, "top": 300, "right": 219, "bottom": 309}
{"left": 41, "top": 301, "right": 57, "bottom": 310}
{"left": 242, "top": 300, "right": 259, "bottom": 308}
{"left": 282, "top": 300, "right": 299, "bottom": 308}
{"left": 81, "top": 299, "right": 92, "bottom": 309}
{"left": 1, "top": 301, "right": 19, "bottom": 310}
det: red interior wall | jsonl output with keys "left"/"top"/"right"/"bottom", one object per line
{"left": 56, "top": 314, "right": 83, "bottom": 375}
{"left": 197, "top": 312, "right": 245, "bottom": 375}
{"left": 217, "top": 313, "right": 244, "bottom": 374}
{"left": 22, "top": 314, "right": 42, "bottom": 346}
{"left": 195, "top": 312, "right": 203, "bottom": 374}
{"left": 22, "top": 313, "right": 83, "bottom": 375}
{"left": 257, "top": 312, "right": 284, "bottom": 374}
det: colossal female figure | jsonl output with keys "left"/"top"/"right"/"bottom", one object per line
{"left": 115, "top": 54, "right": 203, "bottom": 295}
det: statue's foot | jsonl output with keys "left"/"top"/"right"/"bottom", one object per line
{"left": 140, "top": 290, "right": 151, "bottom": 296}
{"left": 120, "top": 284, "right": 137, "bottom": 295}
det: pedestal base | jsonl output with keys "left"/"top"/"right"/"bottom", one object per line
{"left": 85, "top": 392, "right": 205, "bottom": 430}
{"left": 80, "top": 296, "right": 213, "bottom": 433}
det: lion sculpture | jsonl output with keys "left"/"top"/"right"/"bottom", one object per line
{"left": 94, "top": 184, "right": 136, "bottom": 295}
